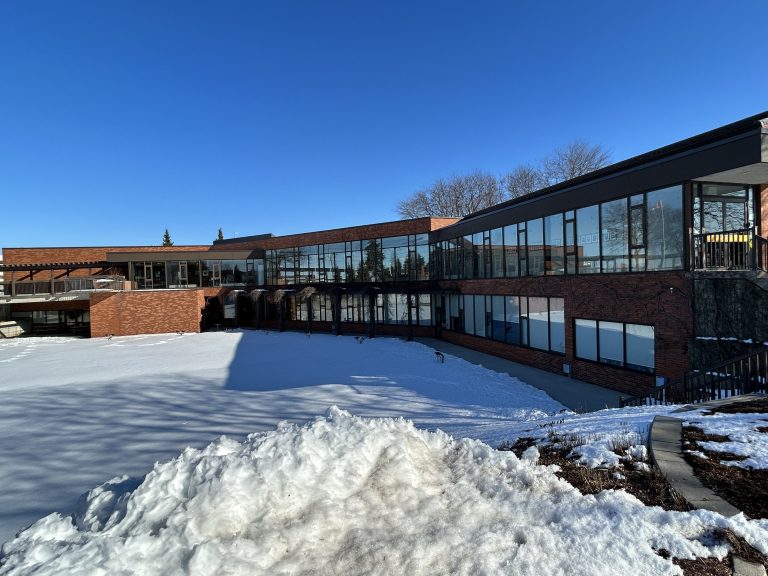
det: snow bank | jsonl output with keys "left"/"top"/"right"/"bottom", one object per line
{"left": 3, "top": 409, "right": 767, "bottom": 576}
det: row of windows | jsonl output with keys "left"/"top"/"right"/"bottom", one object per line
{"left": 269, "top": 293, "right": 432, "bottom": 326}
{"left": 265, "top": 234, "right": 430, "bottom": 285}
{"left": 574, "top": 319, "right": 655, "bottom": 373}
{"left": 431, "top": 185, "right": 684, "bottom": 279}
{"left": 131, "top": 260, "right": 264, "bottom": 289}
{"left": 442, "top": 294, "right": 565, "bottom": 354}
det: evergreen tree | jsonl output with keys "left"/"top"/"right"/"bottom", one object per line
{"left": 162, "top": 229, "right": 173, "bottom": 247}
{"left": 216, "top": 227, "right": 224, "bottom": 241}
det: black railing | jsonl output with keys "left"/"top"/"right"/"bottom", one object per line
{"left": 620, "top": 346, "right": 768, "bottom": 407}
{"left": 692, "top": 228, "right": 753, "bottom": 270}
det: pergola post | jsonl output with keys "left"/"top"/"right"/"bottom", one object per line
{"left": 406, "top": 292, "right": 413, "bottom": 342}
{"left": 368, "top": 292, "right": 375, "bottom": 339}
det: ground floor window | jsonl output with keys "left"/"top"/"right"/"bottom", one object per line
{"left": 444, "top": 294, "right": 564, "bottom": 354}
{"left": 574, "top": 318, "right": 654, "bottom": 373}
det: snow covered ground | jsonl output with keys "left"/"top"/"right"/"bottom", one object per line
{"left": 2, "top": 409, "right": 767, "bottom": 576}
{"left": 0, "top": 331, "right": 561, "bottom": 546}
{"left": 2, "top": 331, "right": 767, "bottom": 575}
{"left": 682, "top": 406, "right": 768, "bottom": 469}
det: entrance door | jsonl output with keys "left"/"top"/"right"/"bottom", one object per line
{"left": 693, "top": 183, "right": 754, "bottom": 269}
{"left": 211, "top": 261, "right": 222, "bottom": 286}
{"left": 143, "top": 263, "right": 153, "bottom": 289}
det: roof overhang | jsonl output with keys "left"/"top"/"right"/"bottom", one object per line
{"left": 106, "top": 249, "right": 263, "bottom": 262}
{"left": 0, "top": 261, "right": 112, "bottom": 272}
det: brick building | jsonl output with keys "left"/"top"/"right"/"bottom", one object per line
{"left": 3, "top": 111, "right": 768, "bottom": 397}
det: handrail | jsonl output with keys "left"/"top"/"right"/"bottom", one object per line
{"left": 620, "top": 345, "right": 768, "bottom": 407}
{"left": 0, "top": 275, "right": 125, "bottom": 296}
{"left": 692, "top": 228, "right": 754, "bottom": 270}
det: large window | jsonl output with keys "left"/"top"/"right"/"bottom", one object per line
{"left": 574, "top": 319, "right": 655, "bottom": 373}
{"left": 453, "top": 294, "right": 564, "bottom": 354}
{"left": 600, "top": 199, "right": 628, "bottom": 272}
{"left": 577, "top": 205, "right": 600, "bottom": 274}
{"left": 646, "top": 186, "right": 683, "bottom": 271}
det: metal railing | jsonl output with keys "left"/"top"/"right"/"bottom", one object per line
{"left": 692, "top": 228, "right": 755, "bottom": 270}
{"left": 0, "top": 276, "right": 126, "bottom": 297}
{"left": 620, "top": 345, "right": 768, "bottom": 407}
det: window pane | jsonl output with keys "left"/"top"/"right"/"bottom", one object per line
{"left": 575, "top": 319, "right": 597, "bottom": 361}
{"left": 473, "top": 232, "right": 484, "bottom": 278}
{"left": 449, "top": 294, "right": 462, "bottom": 331}
{"left": 527, "top": 219, "right": 545, "bottom": 276}
{"left": 549, "top": 297, "right": 565, "bottom": 353}
{"left": 601, "top": 198, "right": 629, "bottom": 273}
{"left": 464, "top": 295, "right": 474, "bottom": 334}
{"left": 418, "top": 294, "right": 431, "bottom": 326}
{"left": 545, "top": 213, "right": 564, "bottom": 275}
{"left": 520, "top": 296, "right": 529, "bottom": 345}
{"left": 577, "top": 205, "right": 600, "bottom": 274}
{"left": 463, "top": 235, "right": 474, "bottom": 279}
{"left": 626, "top": 324, "right": 654, "bottom": 372}
{"left": 491, "top": 295, "right": 505, "bottom": 342}
{"left": 505, "top": 296, "right": 520, "bottom": 344}
{"left": 598, "top": 321, "right": 624, "bottom": 366}
{"left": 528, "top": 296, "right": 549, "bottom": 350}
{"left": 490, "top": 228, "right": 504, "bottom": 278}
{"left": 474, "top": 293, "right": 486, "bottom": 337}
{"left": 647, "top": 186, "right": 683, "bottom": 270}
{"left": 503, "top": 224, "right": 518, "bottom": 277}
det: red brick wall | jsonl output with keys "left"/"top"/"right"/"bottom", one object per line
{"left": 212, "top": 217, "right": 460, "bottom": 251}
{"left": 437, "top": 271, "right": 693, "bottom": 396}
{"left": 3, "top": 245, "right": 211, "bottom": 264}
{"left": 90, "top": 290, "right": 205, "bottom": 337}
{"left": 760, "top": 184, "right": 768, "bottom": 237}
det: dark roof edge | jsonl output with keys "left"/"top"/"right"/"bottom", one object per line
{"left": 463, "top": 109, "right": 768, "bottom": 221}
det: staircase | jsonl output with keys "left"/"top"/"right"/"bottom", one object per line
{"left": 620, "top": 346, "right": 768, "bottom": 407}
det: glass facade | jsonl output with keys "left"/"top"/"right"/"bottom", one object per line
{"left": 442, "top": 294, "right": 565, "bottom": 354}
{"left": 265, "top": 234, "right": 430, "bottom": 286}
{"left": 131, "top": 259, "right": 261, "bottom": 289}
{"left": 430, "top": 184, "right": 684, "bottom": 279}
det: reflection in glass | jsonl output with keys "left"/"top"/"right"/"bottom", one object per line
{"left": 577, "top": 205, "right": 600, "bottom": 273}
{"left": 601, "top": 198, "right": 628, "bottom": 272}
{"left": 545, "top": 213, "right": 564, "bottom": 275}
{"left": 528, "top": 296, "right": 549, "bottom": 350}
{"left": 647, "top": 186, "right": 683, "bottom": 270}
{"left": 575, "top": 319, "right": 597, "bottom": 361}
{"left": 549, "top": 297, "right": 565, "bottom": 353}
{"left": 626, "top": 323, "right": 654, "bottom": 372}
{"left": 598, "top": 321, "right": 624, "bottom": 366}
{"left": 527, "top": 219, "right": 545, "bottom": 276}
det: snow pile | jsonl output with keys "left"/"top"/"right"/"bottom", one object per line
{"left": 3, "top": 409, "right": 768, "bottom": 576}
{"left": 683, "top": 410, "right": 768, "bottom": 470}
{"left": 0, "top": 332, "right": 564, "bottom": 544}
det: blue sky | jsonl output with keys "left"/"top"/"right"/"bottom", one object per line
{"left": 1, "top": 0, "right": 767, "bottom": 249}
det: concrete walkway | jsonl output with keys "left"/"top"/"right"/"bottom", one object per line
{"left": 414, "top": 338, "right": 624, "bottom": 412}
{"left": 649, "top": 395, "right": 768, "bottom": 576}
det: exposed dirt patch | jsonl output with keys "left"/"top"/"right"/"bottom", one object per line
{"left": 703, "top": 398, "right": 768, "bottom": 415}
{"left": 499, "top": 437, "right": 690, "bottom": 511}
{"left": 756, "top": 426, "right": 768, "bottom": 433}
{"left": 682, "top": 426, "right": 768, "bottom": 519}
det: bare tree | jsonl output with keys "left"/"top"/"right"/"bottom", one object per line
{"left": 541, "top": 140, "right": 610, "bottom": 185}
{"left": 501, "top": 165, "right": 549, "bottom": 200}
{"left": 396, "top": 171, "right": 504, "bottom": 219}
{"left": 396, "top": 141, "right": 610, "bottom": 219}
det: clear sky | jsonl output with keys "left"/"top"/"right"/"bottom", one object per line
{"left": 1, "top": 0, "right": 767, "bottom": 249}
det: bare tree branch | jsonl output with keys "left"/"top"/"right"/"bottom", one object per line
{"left": 396, "top": 171, "right": 503, "bottom": 219}
{"left": 541, "top": 140, "right": 611, "bottom": 185}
